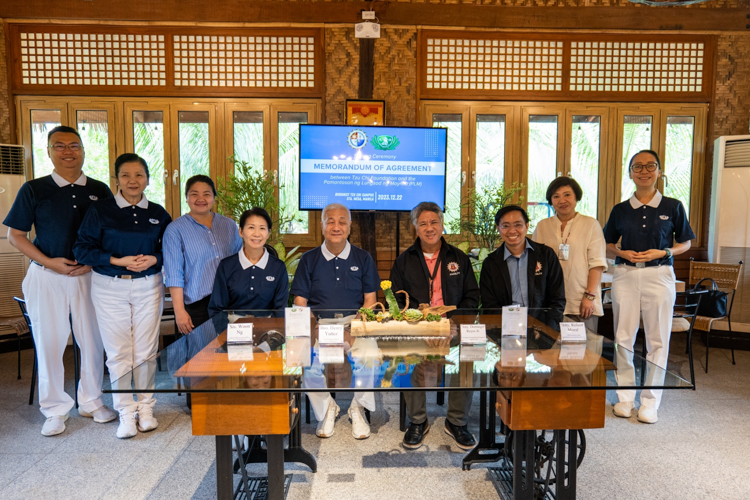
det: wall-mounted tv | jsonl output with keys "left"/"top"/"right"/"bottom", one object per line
{"left": 298, "top": 124, "right": 448, "bottom": 212}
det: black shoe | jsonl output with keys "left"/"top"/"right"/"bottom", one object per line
{"left": 444, "top": 420, "right": 476, "bottom": 450}
{"left": 402, "top": 420, "right": 430, "bottom": 449}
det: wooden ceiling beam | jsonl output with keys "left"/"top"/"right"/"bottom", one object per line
{"left": 1, "top": 1, "right": 749, "bottom": 32}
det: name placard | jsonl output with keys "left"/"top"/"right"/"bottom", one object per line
{"left": 502, "top": 306, "right": 528, "bottom": 337}
{"left": 285, "top": 307, "right": 311, "bottom": 337}
{"left": 227, "top": 322, "right": 253, "bottom": 345}
{"left": 318, "top": 345, "right": 345, "bottom": 364}
{"left": 559, "top": 343, "right": 587, "bottom": 360}
{"left": 319, "top": 324, "right": 345, "bottom": 345}
{"left": 460, "top": 324, "right": 487, "bottom": 345}
{"left": 227, "top": 344, "right": 255, "bottom": 361}
{"left": 560, "top": 322, "right": 587, "bottom": 343}
{"left": 460, "top": 344, "right": 487, "bottom": 362}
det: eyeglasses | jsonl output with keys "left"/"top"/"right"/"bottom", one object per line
{"left": 630, "top": 162, "right": 658, "bottom": 173}
{"left": 49, "top": 143, "right": 82, "bottom": 152}
{"left": 499, "top": 223, "right": 527, "bottom": 231}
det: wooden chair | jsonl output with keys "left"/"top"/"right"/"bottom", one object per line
{"left": 0, "top": 309, "right": 32, "bottom": 381}
{"left": 688, "top": 259, "right": 744, "bottom": 373}
{"left": 12, "top": 297, "right": 39, "bottom": 405}
{"left": 670, "top": 289, "right": 705, "bottom": 389}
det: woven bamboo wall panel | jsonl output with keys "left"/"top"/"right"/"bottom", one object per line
{"left": 324, "top": 28, "right": 359, "bottom": 124}
{"left": 0, "top": 21, "right": 11, "bottom": 144}
{"left": 173, "top": 35, "right": 316, "bottom": 88}
{"left": 374, "top": 28, "right": 417, "bottom": 127}
{"left": 712, "top": 35, "right": 750, "bottom": 141}
{"left": 571, "top": 41, "right": 704, "bottom": 93}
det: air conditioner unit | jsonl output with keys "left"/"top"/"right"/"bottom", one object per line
{"left": 709, "top": 135, "right": 750, "bottom": 328}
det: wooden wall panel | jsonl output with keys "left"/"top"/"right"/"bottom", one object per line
{"left": 373, "top": 28, "right": 418, "bottom": 127}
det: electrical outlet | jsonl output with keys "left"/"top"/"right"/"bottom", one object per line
{"left": 362, "top": 10, "right": 376, "bottom": 20}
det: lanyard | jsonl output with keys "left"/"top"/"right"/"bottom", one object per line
{"left": 559, "top": 216, "right": 575, "bottom": 246}
{"left": 425, "top": 253, "right": 443, "bottom": 303}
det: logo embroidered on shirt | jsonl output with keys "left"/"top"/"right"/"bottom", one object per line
{"left": 149, "top": 218, "right": 160, "bottom": 224}
{"left": 448, "top": 262, "right": 459, "bottom": 273}
{"left": 659, "top": 215, "right": 670, "bottom": 220}
{"left": 350, "top": 266, "right": 359, "bottom": 271}
{"left": 266, "top": 276, "right": 275, "bottom": 281}
{"left": 535, "top": 262, "right": 543, "bottom": 275}
{"left": 89, "top": 195, "right": 98, "bottom": 201}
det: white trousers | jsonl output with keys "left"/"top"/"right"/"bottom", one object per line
{"left": 91, "top": 272, "right": 164, "bottom": 414}
{"left": 22, "top": 264, "right": 105, "bottom": 418}
{"left": 612, "top": 265, "right": 676, "bottom": 409}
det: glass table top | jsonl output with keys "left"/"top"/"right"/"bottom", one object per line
{"left": 103, "top": 308, "right": 693, "bottom": 394}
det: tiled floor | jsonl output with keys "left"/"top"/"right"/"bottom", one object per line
{"left": 1, "top": 335, "right": 748, "bottom": 500}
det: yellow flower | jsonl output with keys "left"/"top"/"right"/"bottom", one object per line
{"left": 381, "top": 280, "right": 392, "bottom": 291}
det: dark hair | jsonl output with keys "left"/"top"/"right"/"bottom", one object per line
{"left": 114, "top": 153, "right": 149, "bottom": 179}
{"left": 185, "top": 175, "right": 217, "bottom": 197}
{"left": 494, "top": 205, "right": 529, "bottom": 226}
{"left": 546, "top": 177, "right": 583, "bottom": 205}
{"left": 628, "top": 149, "right": 661, "bottom": 171}
{"left": 240, "top": 207, "right": 273, "bottom": 231}
{"left": 47, "top": 125, "right": 82, "bottom": 144}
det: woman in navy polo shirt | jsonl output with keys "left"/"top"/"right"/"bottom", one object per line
{"left": 208, "top": 207, "right": 289, "bottom": 316}
{"left": 603, "top": 149, "right": 695, "bottom": 424}
{"left": 75, "top": 153, "right": 171, "bottom": 439}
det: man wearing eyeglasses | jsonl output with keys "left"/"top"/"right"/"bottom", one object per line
{"left": 4, "top": 125, "right": 115, "bottom": 436}
{"left": 480, "top": 205, "right": 566, "bottom": 329}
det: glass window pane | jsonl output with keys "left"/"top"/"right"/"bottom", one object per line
{"left": 77, "top": 110, "right": 111, "bottom": 186}
{"left": 132, "top": 111, "right": 166, "bottom": 209}
{"left": 233, "top": 111, "right": 264, "bottom": 178}
{"left": 621, "top": 115, "right": 653, "bottom": 202}
{"left": 664, "top": 116, "right": 695, "bottom": 214}
{"left": 527, "top": 115, "right": 558, "bottom": 229}
{"left": 476, "top": 114, "right": 505, "bottom": 192}
{"left": 432, "top": 113, "right": 462, "bottom": 234}
{"left": 278, "top": 112, "right": 308, "bottom": 235}
{"left": 178, "top": 111, "right": 210, "bottom": 215}
{"left": 570, "top": 115, "right": 601, "bottom": 218}
{"left": 30, "top": 110, "right": 61, "bottom": 179}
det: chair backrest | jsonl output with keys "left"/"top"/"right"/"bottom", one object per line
{"left": 13, "top": 297, "right": 32, "bottom": 334}
{"left": 689, "top": 260, "right": 743, "bottom": 291}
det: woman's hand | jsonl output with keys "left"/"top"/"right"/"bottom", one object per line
{"left": 127, "top": 255, "right": 157, "bottom": 272}
{"left": 630, "top": 249, "right": 667, "bottom": 263}
{"left": 174, "top": 309, "right": 195, "bottom": 334}
{"left": 110, "top": 255, "right": 140, "bottom": 268}
{"left": 579, "top": 296, "right": 595, "bottom": 319}
{"left": 617, "top": 250, "right": 641, "bottom": 263}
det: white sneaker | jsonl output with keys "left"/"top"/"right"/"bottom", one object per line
{"left": 116, "top": 411, "right": 138, "bottom": 439}
{"left": 348, "top": 403, "right": 371, "bottom": 440}
{"left": 613, "top": 401, "right": 633, "bottom": 418}
{"left": 136, "top": 405, "right": 158, "bottom": 432}
{"left": 316, "top": 400, "right": 339, "bottom": 438}
{"left": 41, "top": 414, "right": 68, "bottom": 436}
{"left": 79, "top": 405, "right": 117, "bottom": 423}
{"left": 637, "top": 404, "right": 658, "bottom": 424}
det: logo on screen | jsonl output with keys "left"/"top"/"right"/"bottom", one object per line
{"left": 372, "top": 135, "right": 400, "bottom": 151}
{"left": 347, "top": 130, "right": 368, "bottom": 149}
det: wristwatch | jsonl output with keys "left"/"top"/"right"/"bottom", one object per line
{"left": 663, "top": 247, "right": 672, "bottom": 260}
{"left": 583, "top": 291, "right": 596, "bottom": 301}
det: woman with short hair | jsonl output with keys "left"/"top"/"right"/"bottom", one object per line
{"left": 532, "top": 176, "right": 607, "bottom": 332}
{"left": 74, "top": 153, "right": 171, "bottom": 439}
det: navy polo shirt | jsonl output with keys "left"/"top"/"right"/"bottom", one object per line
{"left": 208, "top": 249, "right": 290, "bottom": 317}
{"left": 603, "top": 191, "right": 695, "bottom": 266}
{"left": 291, "top": 241, "right": 380, "bottom": 310}
{"left": 3, "top": 172, "right": 113, "bottom": 260}
{"left": 74, "top": 192, "right": 171, "bottom": 277}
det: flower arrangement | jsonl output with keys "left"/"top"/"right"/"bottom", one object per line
{"left": 357, "top": 280, "right": 451, "bottom": 323}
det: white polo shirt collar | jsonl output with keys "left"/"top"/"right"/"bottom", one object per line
{"left": 239, "top": 248, "right": 269, "bottom": 270}
{"left": 629, "top": 190, "right": 662, "bottom": 209}
{"left": 51, "top": 171, "right": 87, "bottom": 187}
{"left": 115, "top": 191, "right": 149, "bottom": 209}
{"left": 321, "top": 240, "right": 351, "bottom": 261}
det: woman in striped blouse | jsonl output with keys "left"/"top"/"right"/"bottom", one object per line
{"left": 163, "top": 175, "right": 242, "bottom": 333}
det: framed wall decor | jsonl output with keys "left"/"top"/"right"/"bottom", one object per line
{"left": 346, "top": 99, "right": 386, "bottom": 126}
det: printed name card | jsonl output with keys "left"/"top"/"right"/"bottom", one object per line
{"left": 460, "top": 324, "right": 487, "bottom": 345}
{"left": 318, "top": 324, "right": 345, "bottom": 345}
{"left": 501, "top": 336, "right": 527, "bottom": 367}
{"left": 285, "top": 307, "right": 311, "bottom": 337}
{"left": 560, "top": 322, "right": 587, "bottom": 343}
{"left": 559, "top": 343, "right": 587, "bottom": 360}
{"left": 502, "top": 305, "right": 528, "bottom": 337}
{"left": 318, "top": 345, "right": 345, "bottom": 364}
{"left": 460, "top": 344, "right": 487, "bottom": 362}
{"left": 227, "top": 322, "right": 253, "bottom": 345}
{"left": 227, "top": 344, "right": 255, "bottom": 361}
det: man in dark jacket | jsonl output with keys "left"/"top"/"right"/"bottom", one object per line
{"left": 480, "top": 205, "right": 566, "bottom": 330}
{"left": 389, "top": 202, "right": 479, "bottom": 451}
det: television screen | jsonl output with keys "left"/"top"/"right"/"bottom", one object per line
{"left": 298, "top": 124, "right": 448, "bottom": 212}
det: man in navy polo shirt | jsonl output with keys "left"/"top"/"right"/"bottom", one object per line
{"left": 4, "top": 125, "right": 117, "bottom": 436}
{"left": 291, "top": 203, "right": 380, "bottom": 439}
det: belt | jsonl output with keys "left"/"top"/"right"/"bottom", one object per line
{"left": 31, "top": 260, "right": 42, "bottom": 267}
{"left": 114, "top": 274, "right": 147, "bottom": 280}
{"left": 621, "top": 261, "right": 671, "bottom": 268}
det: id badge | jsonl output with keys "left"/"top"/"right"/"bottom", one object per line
{"left": 558, "top": 243, "right": 570, "bottom": 261}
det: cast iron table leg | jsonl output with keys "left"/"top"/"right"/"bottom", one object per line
{"left": 266, "top": 435, "right": 285, "bottom": 500}
{"left": 215, "top": 435, "right": 233, "bottom": 500}
{"left": 462, "top": 390, "right": 504, "bottom": 470}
